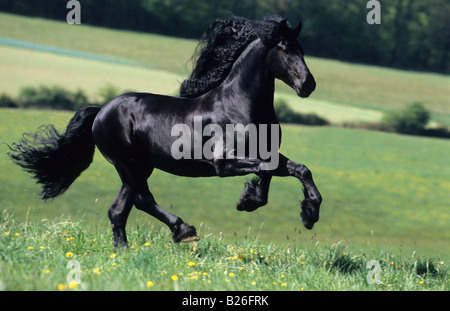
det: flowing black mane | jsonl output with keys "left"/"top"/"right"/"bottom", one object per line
{"left": 180, "top": 16, "right": 289, "bottom": 98}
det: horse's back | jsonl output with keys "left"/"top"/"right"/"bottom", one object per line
{"left": 92, "top": 92, "right": 217, "bottom": 177}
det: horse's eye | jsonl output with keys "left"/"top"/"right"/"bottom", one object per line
{"left": 279, "top": 42, "right": 290, "bottom": 54}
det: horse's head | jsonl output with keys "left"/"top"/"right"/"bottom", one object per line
{"left": 268, "top": 20, "right": 316, "bottom": 98}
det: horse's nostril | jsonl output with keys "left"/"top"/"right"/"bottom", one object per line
{"left": 305, "top": 74, "right": 316, "bottom": 92}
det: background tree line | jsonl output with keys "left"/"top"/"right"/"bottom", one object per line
{"left": 0, "top": 0, "right": 448, "bottom": 73}
{"left": 3, "top": 85, "right": 449, "bottom": 139}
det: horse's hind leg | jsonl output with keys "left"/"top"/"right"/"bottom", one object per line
{"left": 134, "top": 188, "right": 199, "bottom": 243}
{"left": 108, "top": 184, "right": 134, "bottom": 248}
{"left": 115, "top": 160, "right": 199, "bottom": 243}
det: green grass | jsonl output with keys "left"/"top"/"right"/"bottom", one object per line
{"left": 0, "top": 45, "right": 184, "bottom": 101}
{"left": 0, "top": 12, "right": 196, "bottom": 75}
{"left": 1, "top": 109, "right": 449, "bottom": 262}
{"left": 1, "top": 12, "right": 449, "bottom": 125}
{"left": 1, "top": 210, "right": 448, "bottom": 291}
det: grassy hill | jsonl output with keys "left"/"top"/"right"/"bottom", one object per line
{"left": 1, "top": 12, "right": 449, "bottom": 125}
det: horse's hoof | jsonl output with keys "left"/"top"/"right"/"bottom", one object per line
{"left": 301, "top": 216, "right": 315, "bottom": 230}
{"left": 180, "top": 235, "right": 200, "bottom": 243}
{"left": 300, "top": 205, "right": 319, "bottom": 230}
{"left": 236, "top": 178, "right": 266, "bottom": 212}
{"left": 173, "top": 223, "right": 199, "bottom": 243}
{"left": 236, "top": 199, "right": 260, "bottom": 212}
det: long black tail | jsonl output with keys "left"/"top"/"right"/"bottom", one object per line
{"left": 8, "top": 106, "right": 101, "bottom": 200}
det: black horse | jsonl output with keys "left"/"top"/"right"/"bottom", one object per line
{"left": 8, "top": 16, "right": 322, "bottom": 247}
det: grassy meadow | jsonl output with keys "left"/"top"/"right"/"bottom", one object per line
{"left": 1, "top": 109, "right": 449, "bottom": 255}
{"left": 1, "top": 209, "right": 448, "bottom": 291}
{"left": 0, "top": 13, "right": 449, "bottom": 291}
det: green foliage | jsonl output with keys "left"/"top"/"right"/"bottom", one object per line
{"left": 96, "top": 83, "right": 121, "bottom": 106}
{"left": 1, "top": 0, "right": 448, "bottom": 73}
{"left": 6, "top": 84, "right": 129, "bottom": 111}
{"left": 274, "top": 98, "right": 329, "bottom": 125}
{"left": 3, "top": 86, "right": 333, "bottom": 127}
{"left": 16, "top": 85, "right": 89, "bottom": 110}
{"left": 0, "top": 93, "right": 17, "bottom": 108}
{"left": 382, "top": 102, "right": 430, "bottom": 135}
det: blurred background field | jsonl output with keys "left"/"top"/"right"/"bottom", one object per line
{"left": 0, "top": 13, "right": 449, "bottom": 125}
{"left": 0, "top": 8, "right": 449, "bottom": 264}
{"left": 1, "top": 108, "right": 449, "bottom": 259}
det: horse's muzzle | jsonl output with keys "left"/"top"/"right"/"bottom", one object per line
{"left": 296, "top": 73, "right": 316, "bottom": 98}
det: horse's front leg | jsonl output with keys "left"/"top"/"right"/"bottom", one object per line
{"left": 236, "top": 174, "right": 272, "bottom": 212}
{"left": 274, "top": 154, "right": 322, "bottom": 230}
{"left": 213, "top": 158, "right": 272, "bottom": 212}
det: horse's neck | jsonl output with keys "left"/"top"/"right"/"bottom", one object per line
{"left": 218, "top": 39, "right": 276, "bottom": 122}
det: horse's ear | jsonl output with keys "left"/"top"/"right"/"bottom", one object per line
{"left": 294, "top": 21, "right": 302, "bottom": 38}
{"left": 272, "top": 19, "right": 289, "bottom": 42}
{"left": 279, "top": 19, "right": 288, "bottom": 28}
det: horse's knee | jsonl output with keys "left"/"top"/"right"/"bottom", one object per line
{"left": 286, "top": 160, "right": 310, "bottom": 179}
{"left": 133, "top": 191, "right": 157, "bottom": 211}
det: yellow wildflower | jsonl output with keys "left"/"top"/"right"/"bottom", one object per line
{"left": 27, "top": 247, "right": 34, "bottom": 250}
{"left": 144, "top": 242, "right": 151, "bottom": 247}
{"left": 92, "top": 268, "right": 101, "bottom": 275}
{"left": 251, "top": 281, "right": 256, "bottom": 286}
{"left": 57, "top": 283, "right": 66, "bottom": 291}
{"left": 171, "top": 275, "right": 178, "bottom": 281}
{"left": 110, "top": 253, "right": 116, "bottom": 259}
{"left": 188, "top": 261, "right": 195, "bottom": 266}
{"left": 45, "top": 269, "right": 51, "bottom": 274}
{"left": 66, "top": 252, "right": 74, "bottom": 258}
{"left": 146, "top": 281, "right": 154, "bottom": 287}
{"left": 229, "top": 272, "right": 235, "bottom": 277}
{"left": 68, "top": 281, "right": 78, "bottom": 289}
